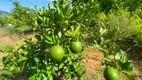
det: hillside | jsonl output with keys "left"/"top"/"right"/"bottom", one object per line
{"left": 0, "top": 10, "right": 9, "bottom": 15}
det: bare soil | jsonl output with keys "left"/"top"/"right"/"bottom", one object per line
{"left": 81, "top": 48, "right": 104, "bottom": 80}
{"left": 0, "top": 36, "right": 15, "bottom": 46}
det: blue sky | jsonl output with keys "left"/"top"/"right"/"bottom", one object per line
{"left": 0, "top": 0, "right": 53, "bottom": 12}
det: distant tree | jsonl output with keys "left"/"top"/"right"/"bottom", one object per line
{"left": 10, "top": 0, "right": 37, "bottom": 28}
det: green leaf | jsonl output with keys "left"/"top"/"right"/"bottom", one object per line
{"left": 56, "top": 4, "right": 64, "bottom": 17}
{"left": 99, "top": 27, "right": 108, "bottom": 36}
{"left": 121, "top": 50, "right": 128, "bottom": 62}
{"left": 34, "top": 57, "right": 40, "bottom": 63}
{"left": 74, "top": 24, "right": 81, "bottom": 35}
{"left": 102, "top": 57, "right": 112, "bottom": 62}
{"left": 65, "top": 3, "right": 71, "bottom": 16}
{"left": 58, "top": 31, "right": 62, "bottom": 38}
{"left": 37, "top": 15, "right": 44, "bottom": 22}
{"left": 45, "top": 40, "right": 54, "bottom": 45}
{"left": 17, "top": 56, "right": 27, "bottom": 62}
{"left": 115, "top": 50, "right": 128, "bottom": 63}
{"left": 9, "top": 65, "right": 16, "bottom": 71}
{"left": 64, "top": 59, "right": 68, "bottom": 63}
{"left": 37, "top": 73, "right": 42, "bottom": 80}
{"left": 21, "top": 51, "right": 28, "bottom": 55}
{"left": 52, "top": 33, "right": 57, "bottom": 44}
{"left": 49, "top": 75, "right": 53, "bottom": 80}
{"left": 69, "top": 60, "right": 72, "bottom": 65}
{"left": 45, "top": 35, "right": 53, "bottom": 42}
{"left": 110, "top": 49, "right": 119, "bottom": 55}
{"left": 65, "top": 72, "right": 71, "bottom": 78}
{"left": 0, "top": 70, "right": 10, "bottom": 75}
{"left": 78, "top": 76, "right": 84, "bottom": 80}
{"left": 95, "top": 44, "right": 107, "bottom": 53}
{"left": 29, "top": 73, "right": 36, "bottom": 80}
{"left": 122, "top": 61, "right": 133, "bottom": 71}
{"left": 46, "top": 66, "right": 51, "bottom": 71}
{"left": 53, "top": 66, "right": 58, "bottom": 71}
{"left": 59, "top": 63, "right": 64, "bottom": 69}
{"left": 47, "top": 71, "right": 51, "bottom": 77}
{"left": 115, "top": 52, "right": 121, "bottom": 60}
{"left": 100, "top": 39, "right": 111, "bottom": 45}
{"left": 42, "top": 73, "right": 48, "bottom": 80}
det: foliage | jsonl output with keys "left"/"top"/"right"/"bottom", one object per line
{"left": 10, "top": 1, "right": 37, "bottom": 28}
{"left": 132, "top": 16, "right": 142, "bottom": 42}
{"left": 98, "top": 0, "right": 142, "bottom": 14}
{"left": 107, "top": 10, "right": 142, "bottom": 40}
{"left": 91, "top": 27, "right": 135, "bottom": 79}
{"left": 0, "top": 0, "right": 84, "bottom": 80}
{"left": 0, "top": 44, "right": 14, "bottom": 53}
{"left": 0, "top": 14, "right": 11, "bottom": 27}
{"left": 0, "top": 0, "right": 37, "bottom": 34}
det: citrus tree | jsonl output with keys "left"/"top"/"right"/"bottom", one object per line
{"left": 0, "top": 0, "right": 85, "bottom": 80}
{"left": 10, "top": 1, "right": 37, "bottom": 28}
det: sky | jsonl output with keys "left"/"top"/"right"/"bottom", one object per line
{"left": 0, "top": 0, "right": 53, "bottom": 12}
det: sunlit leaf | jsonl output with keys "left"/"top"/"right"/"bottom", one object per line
{"left": 17, "top": 56, "right": 27, "bottom": 62}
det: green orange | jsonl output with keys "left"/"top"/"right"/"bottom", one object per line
{"left": 104, "top": 67, "right": 120, "bottom": 80}
{"left": 70, "top": 41, "right": 82, "bottom": 53}
{"left": 50, "top": 45, "right": 65, "bottom": 60}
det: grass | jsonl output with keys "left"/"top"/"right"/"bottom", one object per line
{"left": 0, "top": 25, "right": 32, "bottom": 46}
{"left": 0, "top": 44, "right": 14, "bottom": 53}
{"left": 0, "top": 27, "right": 9, "bottom": 37}
{"left": 0, "top": 24, "right": 33, "bottom": 37}
{"left": 0, "top": 27, "right": 20, "bottom": 38}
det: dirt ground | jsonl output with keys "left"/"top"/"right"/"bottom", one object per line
{"left": 81, "top": 48, "right": 104, "bottom": 80}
